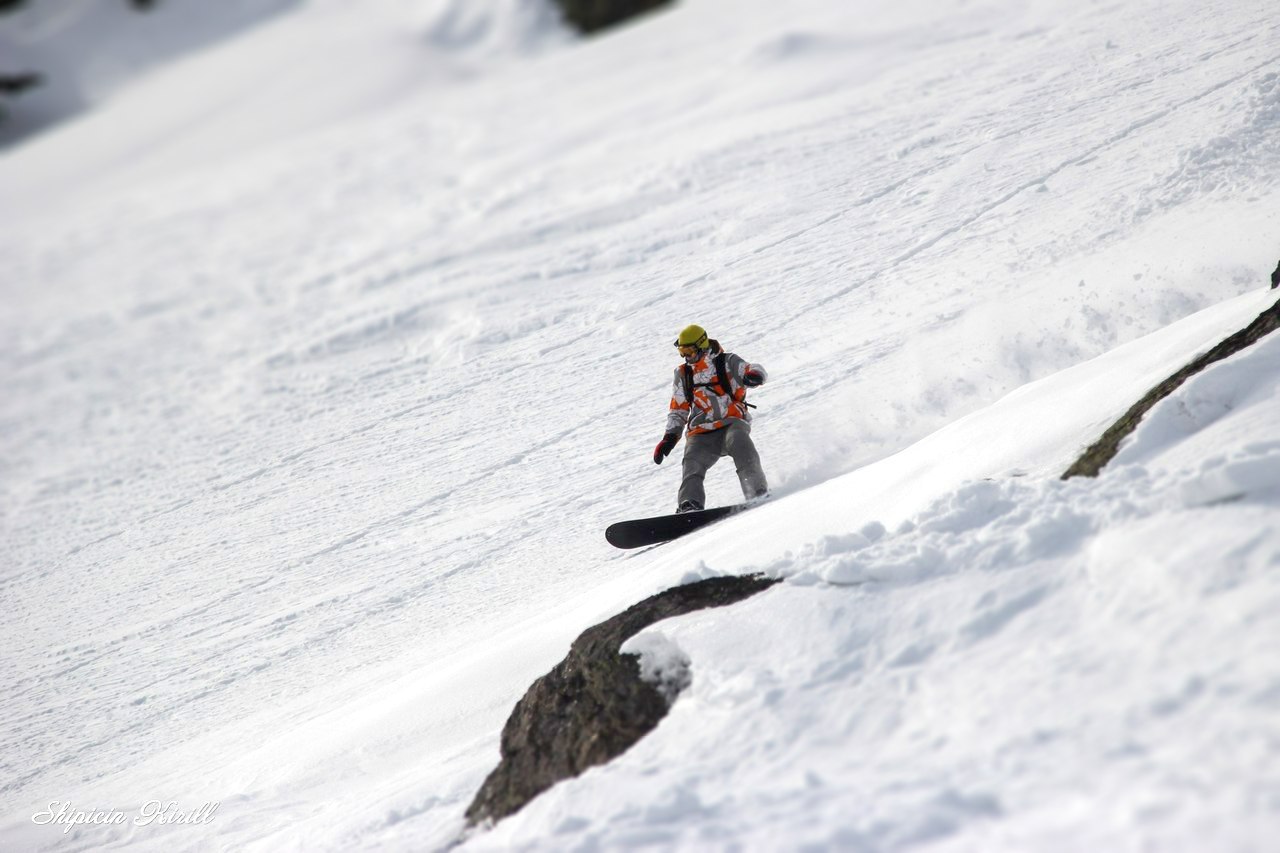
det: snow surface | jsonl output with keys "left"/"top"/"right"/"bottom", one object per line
{"left": 499, "top": 324, "right": 1280, "bottom": 851}
{"left": 2, "top": 0, "right": 1278, "bottom": 849}
{"left": 620, "top": 630, "right": 692, "bottom": 703}
{"left": 0, "top": 0, "right": 301, "bottom": 147}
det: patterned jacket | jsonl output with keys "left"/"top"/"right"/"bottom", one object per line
{"left": 665, "top": 341, "right": 767, "bottom": 436}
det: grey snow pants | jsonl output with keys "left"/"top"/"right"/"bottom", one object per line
{"left": 678, "top": 421, "right": 768, "bottom": 510}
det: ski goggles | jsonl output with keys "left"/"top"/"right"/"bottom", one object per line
{"left": 674, "top": 333, "right": 708, "bottom": 356}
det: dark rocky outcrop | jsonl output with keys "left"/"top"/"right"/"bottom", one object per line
{"left": 0, "top": 73, "right": 41, "bottom": 95}
{"left": 1062, "top": 295, "right": 1280, "bottom": 479}
{"left": 551, "top": 0, "right": 673, "bottom": 35}
{"left": 465, "top": 573, "right": 779, "bottom": 826}
{"left": 1270, "top": 258, "right": 1278, "bottom": 289}
{"left": 0, "top": 5, "right": 39, "bottom": 118}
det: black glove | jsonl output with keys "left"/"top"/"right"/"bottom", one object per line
{"left": 653, "top": 431, "right": 680, "bottom": 464}
{"left": 743, "top": 367, "right": 765, "bottom": 388}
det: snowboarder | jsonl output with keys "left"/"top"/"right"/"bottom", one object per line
{"left": 652, "top": 324, "right": 769, "bottom": 512}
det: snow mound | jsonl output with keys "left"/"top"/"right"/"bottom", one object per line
{"left": 418, "top": 0, "right": 568, "bottom": 55}
{"left": 621, "top": 630, "right": 692, "bottom": 702}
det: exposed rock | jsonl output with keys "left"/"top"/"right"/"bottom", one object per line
{"left": 1062, "top": 296, "right": 1280, "bottom": 479}
{"left": 0, "top": 73, "right": 41, "bottom": 95}
{"left": 551, "top": 0, "right": 673, "bottom": 35}
{"left": 1270, "top": 258, "right": 1278, "bottom": 289}
{"left": 465, "top": 573, "right": 779, "bottom": 826}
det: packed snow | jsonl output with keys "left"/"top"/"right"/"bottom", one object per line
{"left": 1, "top": 0, "right": 1277, "bottom": 850}
{"left": 620, "top": 630, "right": 693, "bottom": 703}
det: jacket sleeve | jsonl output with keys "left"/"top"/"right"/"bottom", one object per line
{"left": 665, "top": 368, "right": 691, "bottom": 434}
{"left": 728, "top": 353, "right": 767, "bottom": 388}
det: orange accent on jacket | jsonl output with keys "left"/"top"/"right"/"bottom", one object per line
{"left": 664, "top": 345, "right": 766, "bottom": 436}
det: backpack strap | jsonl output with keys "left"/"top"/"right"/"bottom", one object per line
{"left": 714, "top": 353, "right": 732, "bottom": 399}
{"left": 681, "top": 363, "right": 694, "bottom": 405}
{"left": 717, "top": 352, "right": 758, "bottom": 410}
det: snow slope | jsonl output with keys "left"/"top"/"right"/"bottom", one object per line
{"left": 0, "top": 0, "right": 301, "bottom": 147}
{"left": 485, "top": 291, "right": 1280, "bottom": 853}
{"left": 0, "top": 0, "right": 566, "bottom": 202}
{"left": 1, "top": 0, "right": 1278, "bottom": 849}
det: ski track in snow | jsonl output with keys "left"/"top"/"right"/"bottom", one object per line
{"left": 1, "top": 0, "right": 1279, "bottom": 849}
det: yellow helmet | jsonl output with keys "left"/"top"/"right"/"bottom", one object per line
{"left": 673, "top": 324, "right": 709, "bottom": 350}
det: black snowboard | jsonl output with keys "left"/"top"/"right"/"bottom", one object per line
{"left": 605, "top": 504, "right": 749, "bottom": 549}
